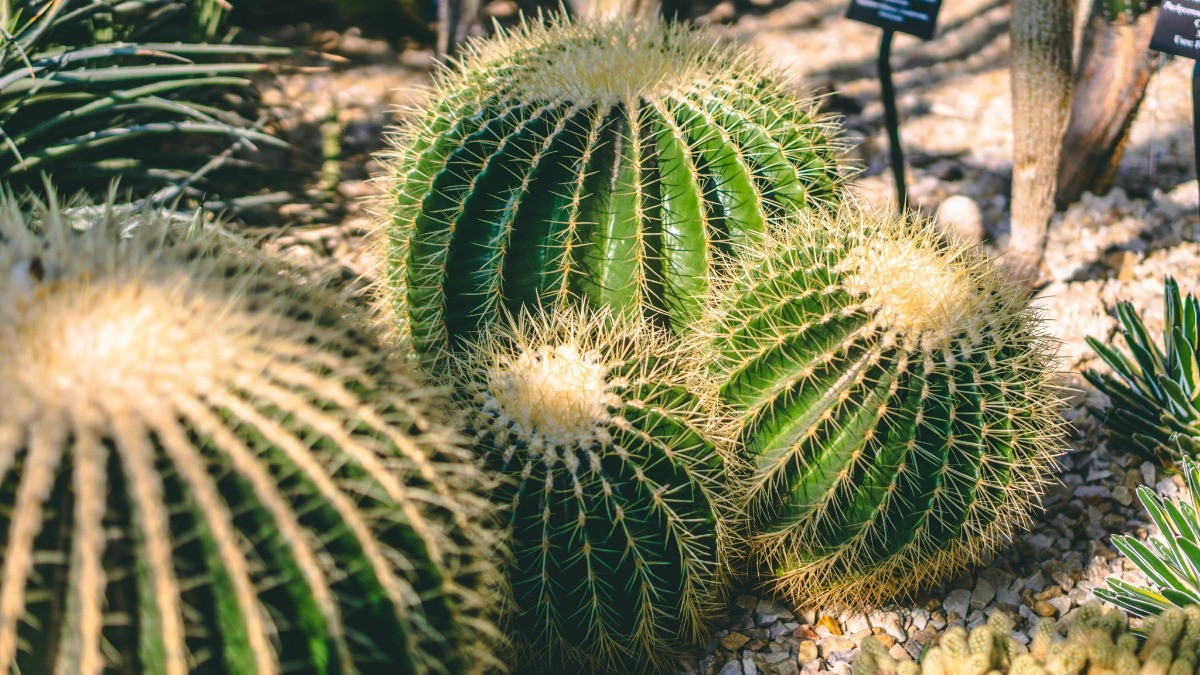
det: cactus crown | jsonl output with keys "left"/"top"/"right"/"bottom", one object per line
{"left": 701, "top": 204, "right": 1063, "bottom": 608}
{"left": 463, "top": 18, "right": 714, "bottom": 106}
{"left": 454, "top": 305, "right": 729, "bottom": 673}
{"left": 380, "top": 16, "right": 843, "bottom": 367}
{"left": 0, "top": 198, "right": 502, "bottom": 674}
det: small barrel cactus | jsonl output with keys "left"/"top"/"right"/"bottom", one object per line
{"left": 700, "top": 205, "right": 1064, "bottom": 608}
{"left": 452, "top": 305, "right": 729, "bottom": 673}
{"left": 853, "top": 602, "right": 1200, "bottom": 675}
{"left": 1085, "top": 277, "right": 1200, "bottom": 465}
{"left": 382, "top": 16, "right": 842, "bottom": 366}
{"left": 0, "top": 199, "right": 501, "bottom": 674}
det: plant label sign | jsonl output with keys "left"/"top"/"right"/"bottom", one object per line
{"left": 846, "top": 0, "right": 942, "bottom": 41}
{"left": 1152, "top": 0, "right": 1200, "bottom": 59}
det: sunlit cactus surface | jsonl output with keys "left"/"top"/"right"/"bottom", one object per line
{"left": 383, "top": 16, "right": 843, "bottom": 367}
{"left": 701, "top": 205, "right": 1064, "bottom": 608}
{"left": 453, "top": 305, "right": 729, "bottom": 674}
{"left": 0, "top": 199, "right": 502, "bottom": 674}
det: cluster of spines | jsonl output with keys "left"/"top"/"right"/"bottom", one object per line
{"left": 0, "top": 198, "right": 502, "bottom": 674}
{"left": 854, "top": 602, "right": 1200, "bottom": 675}
{"left": 379, "top": 16, "right": 843, "bottom": 368}
{"left": 452, "top": 305, "right": 730, "bottom": 674}
{"left": 698, "top": 204, "right": 1063, "bottom": 609}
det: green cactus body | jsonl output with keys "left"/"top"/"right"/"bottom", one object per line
{"left": 0, "top": 200, "right": 501, "bottom": 674}
{"left": 1097, "top": 0, "right": 1153, "bottom": 22}
{"left": 453, "top": 306, "right": 728, "bottom": 674}
{"left": 383, "top": 17, "right": 842, "bottom": 367}
{"left": 853, "top": 602, "right": 1200, "bottom": 675}
{"left": 702, "top": 206, "right": 1063, "bottom": 607}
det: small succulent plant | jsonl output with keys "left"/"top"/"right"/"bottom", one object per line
{"left": 0, "top": 197, "right": 502, "bottom": 674}
{"left": 382, "top": 16, "right": 842, "bottom": 367}
{"left": 1097, "top": 0, "right": 1154, "bottom": 21}
{"left": 699, "top": 204, "right": 1064, "bottom": 608}
{"left": 1097, "top": 456, "right": 1200, "bottom": 619}
{"left": 1085, "top": 277, "right": 1200, "bottom": 465}
{"left": 453, "top": 304, "right": 729, "bottom": 674}
{"left": 853, "top": 601, "right": 1200, "bottom": 675}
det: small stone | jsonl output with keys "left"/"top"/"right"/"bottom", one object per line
{"left": 818, "top": 637, "right": 856, "bottom": 658}
{"left": 1048, "top": 595, "right": 1072, "bottom": 616}
{"left": 797, "top": 641, "right": 819, "bottom": 665}
{"left": 816, "top": 616, "right": 843, "bottom": 636}
{"left": 799, "top": 661, "right": 821, "bottom": 675}
{"left": 910, "top": 608, "right": 929, "bottom": 631}
{"left": 971, "top": 579, "right": 996, "bottom": 610}
{"left": 943, "top": 588, "right": 972, "bottom": 619}
{"left": 1142, "top": 462, "right": 1157, "bottom": 487}
{"left": 872, "top": 612, "right": 906, "bottom": 642}
{"left": 888, "top": 643, "right": 910, "bottom": 661}
{"left": 1034, "top": 601, "right": 1057, "bottom": 617}
{"left": 756, "top": 599, "right": 795, "bottom": 625}
{"left": 1157, "top": 477, "right": 1180, "bottom": 500}
{"left": 937, "top": 195, "right": 985, "bottom": 244}
{"left": 1075, "top": 485, "right": 1112, "bottom": 500}
{"left": 737, "top": 595, "right": 759, "bottom": 611}
{"left": 1113, "top": 485, "right": 1134, "bottom": 506}
{"left": 722, "top": 632, "right": 751, "bottom": 650}
{"left": 742, "top": 656, "right": 758, "bottom": 675}
{"left": 718, "top": 660, "right": 742, "bottom": 675}
{"left": 872, "top": 628, "right": 897, "bottom": 649}
{"left": 996, "top": 588, "right": 1021, "bottom": 607}
{"left": 843, "top": 614, "right": 869, "bottom": 634}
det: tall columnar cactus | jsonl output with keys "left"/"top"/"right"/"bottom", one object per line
{"left": 453, "top": 305, "right": 729, "bottom": 674}
{"left": 700, "top": 205, "right": 1064, "bottom": 608}
{"left": 0, "top": 199, "right": 502, "bottom": 674}
{"left": 382, "top": 17, "right": 842, "bottom": 367}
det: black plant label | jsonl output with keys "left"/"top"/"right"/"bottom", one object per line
{"left": 846, "top": 0, "right": 942, "bottom": 41}
{"left": 1152, "top": 0, "right": 1200, "bottom": 58}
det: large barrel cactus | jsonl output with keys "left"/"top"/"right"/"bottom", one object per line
{"left": 701, "top": 205, "right": 1064, "bottom": 607}
{"left": 383, "top": 17, "right": 842, "bottom": 366}
{"left": 0, "top": 199, "right": 502, "bottom": 674}
{"left": 453, "top": 305, "right": 729, "bottom": 673}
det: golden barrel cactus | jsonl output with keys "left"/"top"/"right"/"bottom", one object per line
{"left": 0, "top": 199, "right": 501, "bottom": 674}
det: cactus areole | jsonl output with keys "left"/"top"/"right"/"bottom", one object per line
{"left": 455, "top": 307, "right": 728, "bottom": 674}
{"left": 0, "top": 202, "right": 501, "bottom": 674}
{"left": 704, "top": 207, "right": 1064, "bottom": 608}
{"left": 384, "top": 17, "right": 842, "bottom": 366}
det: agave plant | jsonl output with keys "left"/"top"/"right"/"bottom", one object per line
{"left": 1097, "top": 456, "right": 1200, "bottom": 619}
{"left": 1085, "top": 278, "right": 1200, "bottom": 464}
{"left": 0, "top": 0, "right": 288, "bottom": 205}
{"left": 0, "top": 195, "right": 503, "bottom": 673}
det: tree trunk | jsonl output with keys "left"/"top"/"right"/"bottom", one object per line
{"left": 437, "top": 0, "right": 481, "bottom": 59}
{"left": 568, "top": 0, "right": 661, "bottom": 19}
{"left": 1055, "top": 9, "right": 1159, "bottom": 208}
{"left": 1008, "top": 0, "right": 1076, "bottom": 284}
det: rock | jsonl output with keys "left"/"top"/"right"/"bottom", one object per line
{"left": 816, "top": 616, "right": 842, "bottom": 636}
{"left": 742, "top": 656, "right": 758, "bottom": 675}
{"left": 1157, "top": 477, "right": 1180, "bottom": 500}
{"left": 870, "top": 611, "right": 906, "bottom": 642}
{"left": 722, "top": 632, "right": 751, "bottom": 651}
{"left": 797, "top": 640, "right": 819, "bottom": 665}
{"left": 1048, "top": 595, "right": 1073, "bottom": 616}
{"left": 971, "top": 579, "right": 996, "bottom": 610}
{"left": 909, "top": 608, "right": 930, "bottom": 631}
{"left": 943, "top": 588, "right": 972, "bottom": 619}
{"left": 718, "top": 660, "right": 742, "bottom": 675}
{"left": 818, "top": 637, "right": 856, "bottom": 658}
{"left": 937, "top": 195, "right": 986, "bottom": 244}
{"left": 1034, "top": 601, "right": 1058, "bottom": 617}
{"left": 757, "top": 599, "right": 795, "bottom": 625}
{"left": 843, "top": 614, "right": 869, "bottom": 634}
{"left": 736, "top": 595, "right": 759, "bottom": 611}
{"left": 1113, "top": 485, "right": 1133, "bottom": 506}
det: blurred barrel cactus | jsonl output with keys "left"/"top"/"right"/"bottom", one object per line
{"left": 700, "top": 205, "right": 1064, "bottom": 608}
{"left": 0, "top": 199, "right": 502, "bottom": 674}
{"left": 382, "top": 17, "right": 842, "bottom": 367}
{"left": 453, "top": 305, "right": 729, "bottom": 673}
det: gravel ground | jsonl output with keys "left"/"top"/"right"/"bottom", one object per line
{"left": 248, "top": 3, "right": 1200, "bottom": 673}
